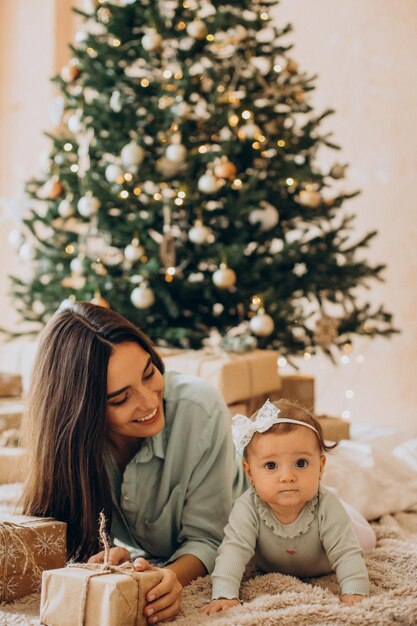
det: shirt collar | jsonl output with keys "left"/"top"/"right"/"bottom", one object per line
{"left": 133, "top": 428, "right": 165, "bottom": 463}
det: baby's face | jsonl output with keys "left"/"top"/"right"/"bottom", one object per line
{"left": 243, "top": 426, "right": 326, "bottom": 522}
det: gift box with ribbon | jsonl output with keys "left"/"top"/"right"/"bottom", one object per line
{"left": 41, "top": 564, "right": 163, "bottom": 626}
{"left": 160, "top": 348, "right": 282, "bottom": 407}
{"left": 0, "top": 514, "right": 67, "bottom": 602}
{"left": 41, "top": 512, "right": 162, "bottom": 626}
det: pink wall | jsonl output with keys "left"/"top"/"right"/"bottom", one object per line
{"left": 0, "top": 1, "right": 416, "bottom": 433}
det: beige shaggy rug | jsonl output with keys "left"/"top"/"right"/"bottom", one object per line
{"left": 2, "top": 510, "right": 417, "bottom": 626}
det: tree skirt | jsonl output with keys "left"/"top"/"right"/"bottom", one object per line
{"left": 2, "top": 511, "right": 417, "bottom": 626}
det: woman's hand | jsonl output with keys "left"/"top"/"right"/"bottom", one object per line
{"left": 200, "top": 598, "right": 241, "bottom": 614}
{"left": 134, "top": 557, "right": 182, "bottom": 624}
{"left": 87, "top": 546, "right": 131, "bottom": 565}
{"left": 340, "top": 594, "right": 367, "bottom": 606}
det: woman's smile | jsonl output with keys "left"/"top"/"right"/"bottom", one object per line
{"left": 130, "top": 405, "right": 160, "bottom": 424}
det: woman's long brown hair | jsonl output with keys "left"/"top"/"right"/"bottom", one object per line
{"left": 20, "top": 301, "right": 164, "bottom": 561}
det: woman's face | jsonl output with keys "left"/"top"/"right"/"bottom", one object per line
{"left": 106, "top": 341, "right": 164, "bottom": 442}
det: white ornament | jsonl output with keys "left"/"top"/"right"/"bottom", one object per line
{"left": 8, "top": 229, "right": 23, "bottom": 250}
{"left": 166, "top": 143, "right": 187, "bottom": 163}
{"left": 172, "top": 101, "right": 191, "bottom": 118}
{"left": 49, "top": 96, "right": 65, "bottom": 127}
{"left": 58, "top": 199, "right": 75, "bottom": 218}
{"left": 186, "top": 19, "right": 207, "bottom": 40}
{"left": 142, "top": 29, "right": 162, "bottom": 52}
{"left": 105, "top": 163, "right": 124, "bottom": 183}
{"left": 77, "top": 193, "right": 100, "bottom": 217}
{"left": 67, "top": 112, "right": 82, "bottom": 134}
{"left": 250, "top": 312, "right": 275, "bottom": 337}
{"left": 32, "top": 300, "right": 46, "bottom": 315}
{"left": 249, "top": 204, "right": 279, "bottom": 231}
{"left": 83, "top": 0, "right": 98, "bottom": 11}
{"left": 188, "top": 221, "right": 211, "bottom": 244}
{"left": 212, "top": 264, "right": 236, "bottom": 289}
{"left": 124, "top": 242, "right": 144, "bottom": 262}
{"left": 238, "top": 123, "right": 261, "bottom": 140}
{"left": 131, "top": 284, "right": 155, "bottom": 309}
{"left": 70, "top": 257, "right": 84, "bottom": 274}
{"left": 251, "top": 56, "right": 272, "bottom": 75}
{"left": 19, "top": 242, "right": 36, "bottom": 262}
{"left": 198, "top": 172, "right": 219, "bottom": 194}
{"left": 120, "top": 141, "right": 145, "bottom": 169}
{"left": 102, "top": 246, "right": 124, "bottom": 266}
{"left": 109, "top": 90, "right": 122, "bottom": 113}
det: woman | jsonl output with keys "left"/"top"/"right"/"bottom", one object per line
{"left": 22, "top": 301, "right": 245, "bottom": 624}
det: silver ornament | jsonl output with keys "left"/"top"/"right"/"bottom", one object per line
{"left": 249, "top": 312, "right": 275, "bottom": 337}
{"left": 131, "top": 284, "right": 155, "bottom": 309}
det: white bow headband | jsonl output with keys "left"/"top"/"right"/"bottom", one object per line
{"left": 232, "top": 399, "right": 319, "bottom": 456}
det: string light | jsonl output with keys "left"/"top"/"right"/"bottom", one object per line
{"left": 278, "top": 357, "right": 287, "bottom": 367}
{"left": 342, "top": 410, "right": 351, "bottom": 420}
{"left": 286, "top": 177, "right": 294, "bottom": 186}
{"left": 64, "top": 143, "right": 73, "bottom": 151}
{"left": 141, "top": 79, "right": 149, "bottom": 87}
{"left": 65, "top": 245, "right": 75, "bottom": 254}
{"left": 340, "top": 355, "right": 350, "bottom": 365}
{"left": 112, "top": 38, "right": 121, "bottom": 47}
{"left": 345, "top": 389, "right": 354, "bottom": 399}
{"left": 277, "top": 139, "right": 286, "bottom": 148}
{"left": 70, "top": 164, "right": 78, "bottom": 172}
{"left": 120, "top": 190, "right": 129, "bottom": 199}
{"left": 356, "top": 354, "right": 365, "bottom": 364}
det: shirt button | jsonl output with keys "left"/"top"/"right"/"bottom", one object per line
{"left": 123, "top": 494, "right": 130, "bottom": 501}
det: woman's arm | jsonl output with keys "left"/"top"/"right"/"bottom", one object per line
{"left": 165, "top": 553, "right": 207, "bottom": 586}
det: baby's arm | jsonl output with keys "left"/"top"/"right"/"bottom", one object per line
{"left": 200, "top": 491, "right": 259, "bottom": 613}
{"left": 318, "top": 489, "right": 369, "bottom": 602}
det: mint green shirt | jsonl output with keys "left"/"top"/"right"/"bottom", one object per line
{"left": 212, "top": 485, "right": 369, "bottom": 599}
{"left": 106, "top": 370, "right": 246, "bottom": 573}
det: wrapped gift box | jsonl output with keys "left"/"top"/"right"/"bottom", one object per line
{"left": 0, "top": 398, "right": 25, "bottom": 433}
{"left": 0, "top": 514, "right": 67, "bottom": 602}
{"left": 0, "top": 373, "right": 23, "bottom": 398}
{"left": 0, "top": 447, "right": 26, "bottom": 484}
{"left": 161, "top": 349, "right": 281, "bottom": 406}
{"left": 41, "top": 566, "right": 163, "bottom": 626}
{"left": 317, "top": 415, "right": 350, "bottom": 441}
{"left": 278, "top": 374, "right": 315, "bottom": 411}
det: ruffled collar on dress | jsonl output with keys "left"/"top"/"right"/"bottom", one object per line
{"left": 254, "top": 488, "right": 320, "bottom": 539}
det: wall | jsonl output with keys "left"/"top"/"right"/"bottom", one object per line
{"left": 276, "top": 0, "right": 417, "bottom": 435}
{"left": 0, "top": 1, "right": 416, "bottom": 434}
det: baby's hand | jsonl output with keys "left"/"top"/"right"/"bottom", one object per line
{"left": 200, "top": 598, "right": 241, "bottom": 614}
{"left": 340, "top": 594, "right": 367, "bottom": 606}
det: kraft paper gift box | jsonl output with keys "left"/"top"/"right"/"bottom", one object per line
{"left": 0, "top": 373, "right": 23, "bottom": 398}
{"left": 0, "top": 398, "right": 25, "bottom": 433}
{"left": 0, "top": 514, "right": 67, "bottom": 602}
{"left": 278, "top": 374, "right": 315, "bottom": 411}
{"left": 40, "top": 566, "right": 163, "bottom": 626}
{"left": 0, "top": 447, "right": 26, "bottom": 484}
{"left": 161, "top": 349, "right": 282, "bottom": 406}
{"left": 317, "top": 415, "right": 350, "bottom": 441}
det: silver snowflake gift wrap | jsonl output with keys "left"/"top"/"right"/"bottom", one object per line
{"left": 0, "top": 514, "right": 67, "bottom": 602}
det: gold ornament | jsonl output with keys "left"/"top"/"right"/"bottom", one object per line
{"left": 60, "top": 63, "right": 80, "bottom": 83}
{"left": 212, "top": 263, "right": 237, "bottom": 289}
{"left": 314, "top": 315, "right": 339, "bottom": 348}
{"left": 42, "top": 177, "right": 64, "bottom": 199}
{"left": 91, "top": 291, "right": 110, "bottom": 308}
{"left": 214, "top": 159, "right": 237, "bottom": 180}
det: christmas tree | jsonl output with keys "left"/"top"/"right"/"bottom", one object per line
{"left": 6, "top": 0, "right": 397, "bottom": 357}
